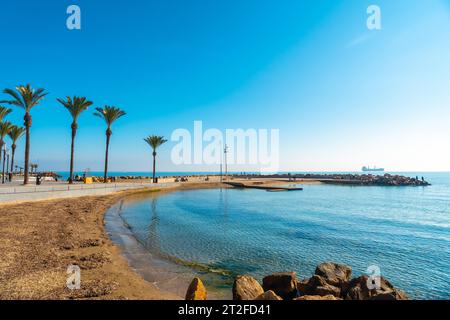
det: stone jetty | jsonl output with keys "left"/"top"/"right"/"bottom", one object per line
{"left": 240, "top": 173, "right": 431, "bottom": 186}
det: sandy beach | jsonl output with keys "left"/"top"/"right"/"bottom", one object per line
{"left": 0, "top": 179, "right": 291, "bottom": 300}
{"left": 0, "top": 187, "right": 186, "bottom": 300}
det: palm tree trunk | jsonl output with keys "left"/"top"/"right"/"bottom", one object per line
{"left": 10, "top": 145, "right": 16, "bottom": 173}
{"left": 24, "top": 113, "right": 31, "bottom": 185}
{"left": 104, "top": 130, "right": 111, "bottom": 183}
{"left": 2, "top": 143, "right": 6, "bottom": 184}
{"left": 152, "top": 151, "right": 156, "bottom": 183}
{"left": 69, "top": 124, "right": 77, "bottom": 184}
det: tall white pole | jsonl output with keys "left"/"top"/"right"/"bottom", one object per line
{"left": 224, "top": 144, "right": 228, "bottom": 180}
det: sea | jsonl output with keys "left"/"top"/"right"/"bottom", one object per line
{"left": 104, "top": 172, "right": 450, "bottom": 300}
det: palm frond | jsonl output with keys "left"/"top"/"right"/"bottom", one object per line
{"left": 144, "top": 135, "right": 168, "bottom": 150}
{"left": 2, "top": 84, "right": 48, "bottom": 112}
{"left": 94, "top": 106, "right": 126, "bottom": 127}
{"left": 0, "top": 121, "right": 14, "bottom": 139}
{"left": 57, "top": 96, "right": 93, "bottom": 121}
{"left": 8, "top": 125, "right": 25, "bottom": 143}
{"left": 0, "top": 106, "right": 12, "bottom": 122}
{"left": 1, "top": 88, "right": 24, "bottom": 108}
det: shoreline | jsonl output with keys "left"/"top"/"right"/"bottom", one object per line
{"left": 105, "top": 183, "right": 233, "bottom": 300}
{"left": 0, "top": 181, "right": 235, "bottom": 300}
{"left": 0, "top": 187, "right": 182, "bottom": 299}
{"left": 0, "top": 177, "right": 435, "bottom": 300}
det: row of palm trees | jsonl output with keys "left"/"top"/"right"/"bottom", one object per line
{"left": 0, "top": 84, "right": 168, "bottom": 185}
{"left": 0, "top": 108, "right": 25, "bottom": 176}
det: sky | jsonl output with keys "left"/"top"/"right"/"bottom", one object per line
{"left": 0, "top": 0, "right": 449, "bottom": 172}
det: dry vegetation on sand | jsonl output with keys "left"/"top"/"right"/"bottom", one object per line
{"left": 0, "top": 189, "right": 181, "bottom": 300}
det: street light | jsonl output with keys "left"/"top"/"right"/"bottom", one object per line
{"left": 224, "top": 144, "right": 228, "bottom": 181}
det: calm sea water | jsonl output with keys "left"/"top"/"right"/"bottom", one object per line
{"left": 117, "top": 172, "right": 450, "bottom": 300}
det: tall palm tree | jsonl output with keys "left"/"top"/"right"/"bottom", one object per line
{"left": 0, "top": 122, "right": 14, "bottom": 183}
{"left": 0, "top": 106, "right": 12, "bottom": 122}
{"left": 94, "top": 106, "right": 126, "bottom": 183}
{"left": 57, "top": 96, "right": 93, "bottom": 184}
{"left": 8, "top": 125, "right": 25, "bottom": 173}
{"left": 144, "top": 135, "right": 167, "bottom": 183}
{"left": 1, "top": 85, "right": 48, "bottom": 184}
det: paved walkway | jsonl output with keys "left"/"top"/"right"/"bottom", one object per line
{"left": 0, "top": 182, "right": 178, "bottom": 204}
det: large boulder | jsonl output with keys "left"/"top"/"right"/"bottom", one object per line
{"left": 296, "top": 279, "right": 310, "bottom": 296}
{"left": 294, "top": 295, "right": 342, "bottom": 301}
{"left": 254, "top": 290, "right": 283, "bottom": 301}
{"left": 345, "top": 276, "right": 370, "bottom": 300}
{"left": 314, "top": 283, "right": 341, "bottom": 297}
{"left": 185, "top": 277, "right": 207, "bottom": 300}
{"left": 315, "top": 262, "right": 352, "bottom": 288}
{"left": 298, "top": 275, "right": 341, "bottom": 298}
{"left": 262, "top": 272, "right": 298, "bottom": 300}
{"left": 233, "top": 276, "right": 264, "bottom": 300}
{"left": 345, "top": 276, "right": 408, "bottom": 300}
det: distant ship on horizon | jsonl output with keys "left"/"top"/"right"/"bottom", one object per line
{"left": 362, "top": 166, "right": 385, "bottom": 172}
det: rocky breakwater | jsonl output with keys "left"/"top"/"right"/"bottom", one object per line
{"left": 185, "top": 262, "right": 408, "bottom": 301}
{"left": 308, "top": 173, "right": 430, "bottom": 186}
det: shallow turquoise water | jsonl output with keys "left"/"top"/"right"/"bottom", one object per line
{"left": 119, "top": 173, "right": 450, "bottom": 299}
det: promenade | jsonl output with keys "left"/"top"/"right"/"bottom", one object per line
{"left": 0, "top": 181, "right": 178, "bottom": 204}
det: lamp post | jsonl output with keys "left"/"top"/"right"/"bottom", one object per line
{"left": 224, "top": 144, "right": 228, "bottom": 181}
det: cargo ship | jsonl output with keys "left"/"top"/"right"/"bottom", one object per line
{"left": 362, "top": 166, "right": 385, "bottom": 172}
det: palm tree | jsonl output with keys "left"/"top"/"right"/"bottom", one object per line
{"left": 0, "top": 121, "right": 13, "bottom": 151}
{"left": 8, "top": 125, "right": 25, "bottom": 173}
{"left": 57, "top": 96, "right": 93, "bottom": 184}
{"left": 0, "top": 122, "right": 14, "bottom": 183}
{"left": 1, "top": 85, "right": 48, "bottom": 184}
{"left": 144, "top": 135, "right": 168, "bottom": 183}
{"left": 94, "top": 106, "right": 126, "bottom": 183}
{"left": 0, "top": 106, "right": 12, "bottom": 122}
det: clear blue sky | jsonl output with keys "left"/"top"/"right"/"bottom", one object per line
{"left": 1, "top": 0, "right": 449, "bottom": 172}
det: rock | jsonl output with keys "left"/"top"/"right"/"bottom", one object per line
{"left": 295, "top": 295, "right": 342, "bottom": 300}
{"left": 185, "top": 277, "right": 207, "bottom": 300}
{"left": 345, "top": 276, "right": 408, "bottom": 300}
{"left": 314, "top": 284, "right": 341, "bottom": 297}
{"left": 370, "top": 290, "right": 408, "bottom": 300}
{"left": 307, "top": 275, "right": 329, "bottom": 288}
{"left": 296, "top": 279, "right": 310, "bottom": 296}
{"left": 254, "top": 290, "right": 283, "bottom": 300}
{"left": 345, "top": 276, "right": 370, "bottom": 300}
{"left": 298, "top": 275, "right": 341, "bottom": 298}
{"left": 315, "top": 262, "right": 352, "bottom": 287}
{"left": 262, "top": 272, "right": 298, "bottom": 300}
{"left": 233, "top": 275, "right": 264, "bottom": 300}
